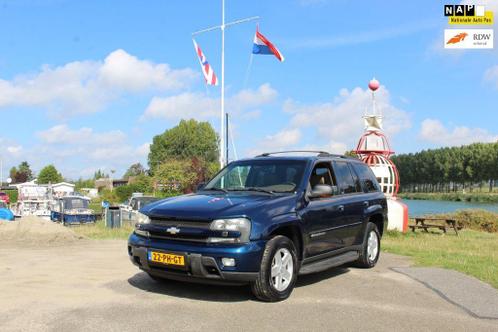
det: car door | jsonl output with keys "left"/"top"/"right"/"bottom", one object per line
{"left": 300, "top": 162, "right": 346, "bottom": 257}
{"left": 331, "top": 161, "right": 365, "bottom": 247}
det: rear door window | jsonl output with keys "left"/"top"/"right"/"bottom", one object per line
{"left": 332, "top": 161, "right": 359, "bottom": 194}
{"left": 351, "top": 163, "right": 380, "bottom": 192}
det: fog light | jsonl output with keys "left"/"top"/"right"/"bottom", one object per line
{"left": 222, "top": 257, "right": 236, "bottom": 267}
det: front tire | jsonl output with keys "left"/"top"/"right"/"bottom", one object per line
{"left": 355, "top": 222, "right": 381, "bottom": 268}
{"left": 251, "top": 235, "right": 298, "bottom": 302}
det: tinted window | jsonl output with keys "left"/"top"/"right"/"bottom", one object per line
{"left": 333, "top": 162, "right": 358, "bottom": 194}
{"left": 352, "top": 163, "right": 380, "bottom": 192}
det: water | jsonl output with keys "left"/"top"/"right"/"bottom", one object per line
{"left": 403, "top": 199, "right": 498, "bottom": 216}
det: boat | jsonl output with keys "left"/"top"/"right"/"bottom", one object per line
{"left": 50, "top": 195, "right": 96, "bottom": 225}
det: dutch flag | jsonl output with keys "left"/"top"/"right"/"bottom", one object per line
{"left": 252, "top": 28, "right": 284, "bottom": 62}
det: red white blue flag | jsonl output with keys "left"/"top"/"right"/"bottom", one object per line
{"left": 252, "top": 28, "right": 284, "bottom": 62}
{"left": 193, "top": 39, "right": 219, "bottom": 86}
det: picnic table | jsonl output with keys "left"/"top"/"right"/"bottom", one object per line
{"left": 409, "top": 217, "right": 461, "bottom": 235}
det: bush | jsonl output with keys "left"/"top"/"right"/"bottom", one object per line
{"left": 427, "top": 209, "right": 498, "bottom": 233}
{"left": 99, "top": 189, "right": 118, "bottom": 204}
{"left": 114, "top": 184, "right": 144, "bottom": 203}
{"left": 3, "top": 189, "right": 18, "bottom": 203}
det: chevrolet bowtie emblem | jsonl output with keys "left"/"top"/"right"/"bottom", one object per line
{"left": 166, "top": 227, "right": 180, "bottom": 235}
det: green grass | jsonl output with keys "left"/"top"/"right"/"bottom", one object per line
{"left": 383, "top": 230, "right": 498, "bottom": 289}
{"left": 72, "top": 220, "right": 134, "bottom": 240}
{"left": 399, "top": 192, "right": 498, "bottom": 203}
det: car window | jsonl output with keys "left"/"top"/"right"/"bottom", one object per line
{"left": 308, "top": 162, "right": 335, "bottom": 197}
{"left": 333, "top": 161, "right": 359, "bottom": 194}
{"left": 351, "top": 163, "right": 381, "bottom": 193}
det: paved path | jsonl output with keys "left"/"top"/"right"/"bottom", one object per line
{"left": 1, "top": 240, "right": 497, "bottom": 332}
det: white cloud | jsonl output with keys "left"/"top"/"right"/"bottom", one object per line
{"left": 247, "top": 85, "right": 410, "bottom": 157}
{"left": 0, "top": 125, "right": 151, "bottom": 179}
{"left": 0, "top": 49, "right": 196, "bottom": 117}
{"left": 262, "top": 128, "right": 302, "bottom": 150}
{"left": 6, "top": 145, "right": 22, "bottom": 154}
{"left": 419, "top": 119, "right": 498, "bottom": 146}
{"left": 283, "top": 85, "right": 410, "bottom": 141}
{"left": 142, "top": 83, "right": 277, "bottom": 120}
{"left": 37, "top": 124, "right": 126, "bottom": 145}
{"left": 98, "top": 49, "right": 195, "bottom": 92}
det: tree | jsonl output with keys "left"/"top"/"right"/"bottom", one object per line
{"left": 123, "top": 163, "right": 146, "bottom": 179}
{"left": 148, "top": 119, "right": 219, "bottom": 173}
{"left": 10, "top": 161, "right": 34, "bottom": 183}
{"left": 153, "top": 158, "right": 219, "bottom": 194}
{"left": 93, "top": 169, "right": 108, "bottom": 179}
{"left": 37, "top": 165, "right": 63, "bottom": 184}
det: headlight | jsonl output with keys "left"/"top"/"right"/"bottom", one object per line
{"left": 136, "top": 213, "right": 150, "bottom": 224}
{"left": 134, "top": 213, "right": 150, "bottom": 237}
{"left": 209, "top": 218, "right": 251, "bottom": 243}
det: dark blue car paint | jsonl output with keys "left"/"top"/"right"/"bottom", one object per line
{"left": 128, "top": 155, "right": 387, "bottom": 283}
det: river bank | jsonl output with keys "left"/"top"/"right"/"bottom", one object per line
{"left": 399, "top": 192, "right": 498, "bottom": 203}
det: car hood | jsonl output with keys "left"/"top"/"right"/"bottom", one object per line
{"left": 141, "top": 193, "right": 298, "bottom": 220}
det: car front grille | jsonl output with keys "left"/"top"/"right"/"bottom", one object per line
{"left": 146, "top": 217, "right": 212, "bottom": 242}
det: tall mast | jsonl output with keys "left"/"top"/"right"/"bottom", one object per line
{"left": 192, "top": 2, "right": 259, "bottom": 168}
{"left": 220, "top": 0, "right": 225, "bottom": 167}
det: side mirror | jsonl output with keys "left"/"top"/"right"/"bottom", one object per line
{"left": 308, "top": 184, "right": 333, "bottom": 199}
{"left": 196, "top": 182, "right": 206, "bottom": 192}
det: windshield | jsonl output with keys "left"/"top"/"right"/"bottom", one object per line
{"left": 63, "top": 198, "right": 89, "bottom": 209}
{"left": 204, "top": 159, "right": 307, "bottom": 193}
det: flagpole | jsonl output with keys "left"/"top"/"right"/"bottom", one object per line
{"left": 220, "top": 0, "right": 225, "bottom": 168}
{"left": 191, "top": 3, "right": 259, "bottom": 168}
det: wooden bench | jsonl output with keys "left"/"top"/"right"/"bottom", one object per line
{"left": 409, "top": 217, "right": 461, "bottom": 236}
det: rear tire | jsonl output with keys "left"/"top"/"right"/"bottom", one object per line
{"left": 354, "top": 222, "right": 380, "bottom": 268}
{"left": 251, "top": 235, "right": 298, "bottom": 302}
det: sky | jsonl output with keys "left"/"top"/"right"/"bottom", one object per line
{"left": 0, "top": 0, "right": 497, "bottom": 180}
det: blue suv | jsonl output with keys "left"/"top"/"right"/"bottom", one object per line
{"left": 128, "top": 151, "right": 387, "bottom": 301}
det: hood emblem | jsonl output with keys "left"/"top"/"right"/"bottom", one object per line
{"left": 166, "top": 227, "right": 180, "bottom": 235}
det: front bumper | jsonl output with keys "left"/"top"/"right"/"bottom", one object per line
{"left": 128, "top": 233, "right": 265, "bottom": 285}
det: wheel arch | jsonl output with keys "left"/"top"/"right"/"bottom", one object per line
{"left": 368, "top": 213, "right": 384, "bottom": 238}
{"left": 268, "top": 223, "right": 304, "bottom": 261}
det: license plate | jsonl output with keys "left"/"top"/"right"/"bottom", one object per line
{"left": 148, "top": 251, "right": 185, "bottom": 266}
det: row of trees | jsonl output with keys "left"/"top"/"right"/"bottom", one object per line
{"left": 392, "top": 142, "right": 498, "bottom": 193}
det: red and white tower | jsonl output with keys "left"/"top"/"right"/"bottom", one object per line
{"left": 354, "top": 78, "right": 408, "bottom": 231}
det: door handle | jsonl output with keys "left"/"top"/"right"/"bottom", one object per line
{"left": 337, "top": 205, "right": 345, "bottom": 212}
{"left": 363, "top": 201, "right": 369, "bottom": 207}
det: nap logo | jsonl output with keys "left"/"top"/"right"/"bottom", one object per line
{"left": 444, "top": 29, "right": 494, "bottom": 49}
{"left": 444, "top": 5, "right": 475, "bottom": 17}
{"left": 444, "top": 4, "right": 494, "bottom": 25}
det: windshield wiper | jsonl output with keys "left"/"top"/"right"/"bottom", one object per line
{"left": 203, "top": 187, "right": 228, "bottom": 193}
{"left": 228, "top": 187, "right": 275, "bottom": 195}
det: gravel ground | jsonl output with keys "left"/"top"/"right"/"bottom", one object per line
{"left": 1, "top": 237, "right": 498, "bottom": 332}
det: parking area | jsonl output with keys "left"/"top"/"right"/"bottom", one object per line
{"left": 1, "top": 239, "right": 497, "bottom": 332}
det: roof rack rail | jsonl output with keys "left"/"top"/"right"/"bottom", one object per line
{"left": 256, "top": 150, "right": 347, "bottom": 158}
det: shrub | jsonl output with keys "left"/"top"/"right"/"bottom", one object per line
{"left": 427, "top": 209, "right": 498, "bottom": 233}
